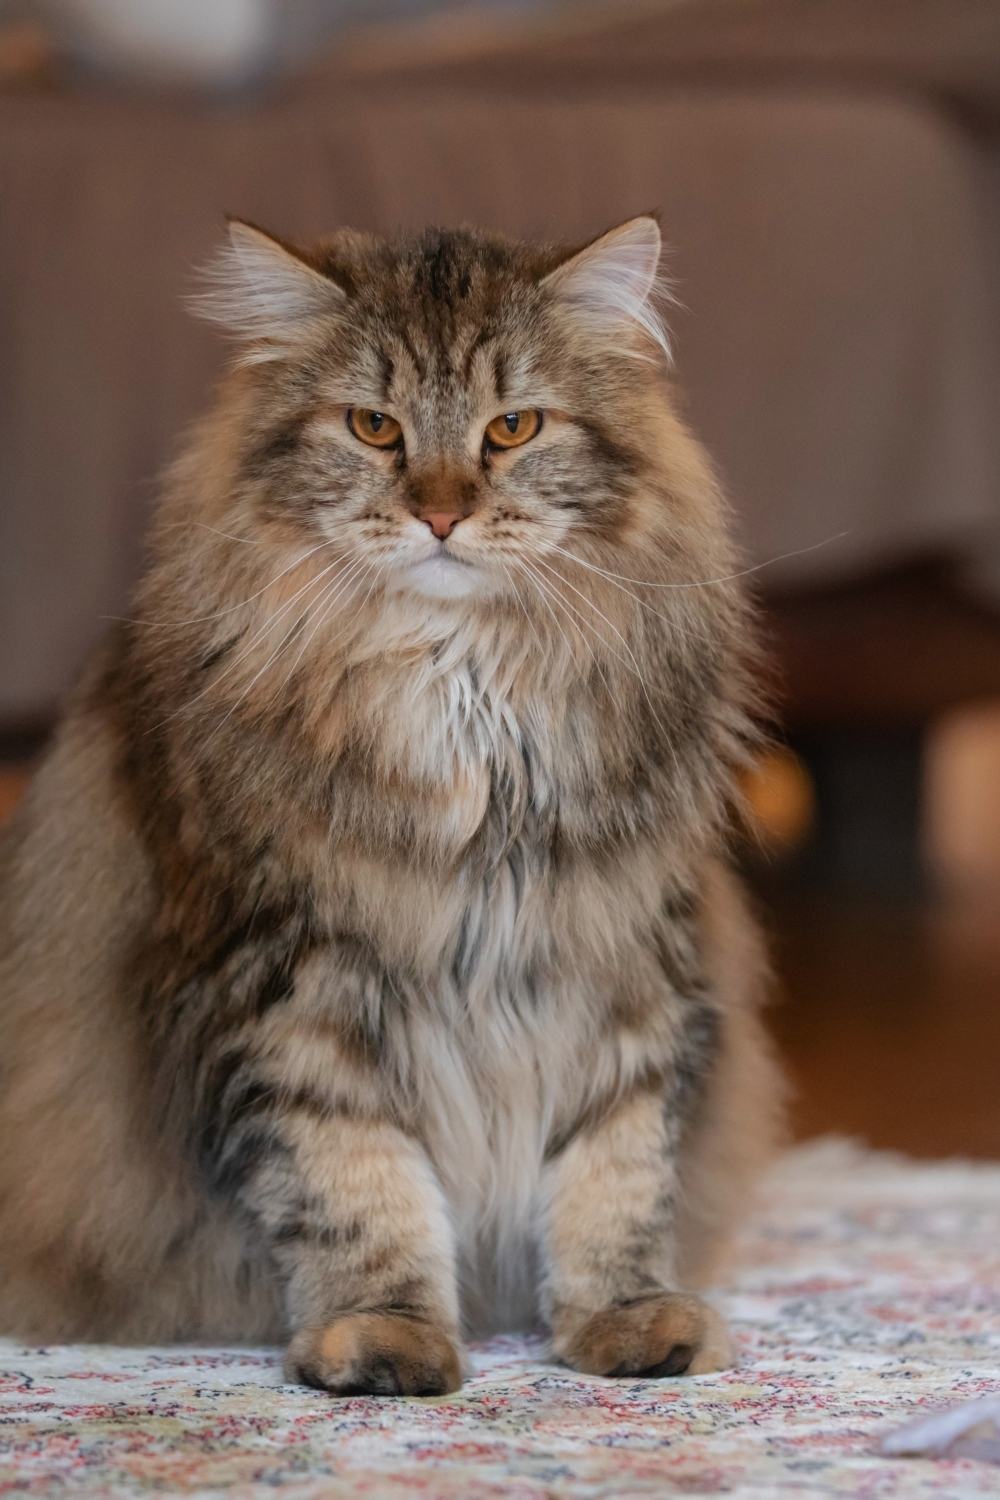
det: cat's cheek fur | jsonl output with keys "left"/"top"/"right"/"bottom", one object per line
{"left": 0, "top": 219, "right": 783, "bottom": 1391}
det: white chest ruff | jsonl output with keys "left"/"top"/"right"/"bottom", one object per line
{"left": 349, "top": 626, "right": 613, "bottom": 1326}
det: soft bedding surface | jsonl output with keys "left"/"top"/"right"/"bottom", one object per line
{"left": 1, "top": 1139, "right": 998, "bottom": 1498}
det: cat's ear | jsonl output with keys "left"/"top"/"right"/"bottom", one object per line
{"left": 541, "top": 215, "right": 670, "bottom": 362}
{"left": 192, "top": 219, "right": 345, "bottom": 356}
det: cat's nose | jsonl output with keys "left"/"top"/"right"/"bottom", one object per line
{"left": 421, "top": 511, "right": 462, "bottom": 540}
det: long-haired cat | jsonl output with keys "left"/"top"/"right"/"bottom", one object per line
{"left": 0, "top": 215, "right": 782, "bottom": 1395}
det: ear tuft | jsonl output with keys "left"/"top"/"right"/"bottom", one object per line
{"left": 542, "top": 216, "right": 671, "bottom": 363}
{"left": 191, "top": 220, "right": 344, "bottom": 356}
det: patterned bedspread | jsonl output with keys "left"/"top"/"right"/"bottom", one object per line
{"left": 1, "top": 1140, "right": 998, "bottom": 1497}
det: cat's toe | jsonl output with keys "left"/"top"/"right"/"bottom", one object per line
{"left": 556, "top": 1291, "right": 732, "bottom": 1378}
{"left": 285, "top": 1312, "right": 463, "bottom": 1397}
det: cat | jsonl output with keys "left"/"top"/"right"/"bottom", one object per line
{"left": 0, "top": 215, "right": 782, "bottom": 1395}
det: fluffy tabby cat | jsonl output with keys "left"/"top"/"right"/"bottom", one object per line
{"left": 0, "top": 215, "right": 782, "bottom": 1395}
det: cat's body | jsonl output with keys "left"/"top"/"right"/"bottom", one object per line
{"left": 0, "top": 218, "right": 782, "bottom": 1393}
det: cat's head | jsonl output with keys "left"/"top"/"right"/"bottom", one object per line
{"left": 195, "top": 216, "right": 692, "bottom": 606}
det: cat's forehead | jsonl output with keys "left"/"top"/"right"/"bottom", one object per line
{"left": 389, "top": 229, "right": 532, "bottom": 303}
{"left": 307, "top": 231, "right": 551, "bottom": 426}
{"left": 325, "top": 227, "right": 547, "bottom": 307}
{"left": 321, "top": 229, "right": 552, "bottom": 409}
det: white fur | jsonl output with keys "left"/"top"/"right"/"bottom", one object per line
{"left": 394, "top": 554, "right": 494, "bottom": 601}
{"left": 331, "top": 607, "right": 666, "bottom": 1330}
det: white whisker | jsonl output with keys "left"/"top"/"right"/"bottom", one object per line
{"left": 191, "top": 522, "right": 264, "bottom": 545}
{"left": 543, "top": 531, "right": 850, "bottom": 591}
{"left": 513, "top": 557, "right": 626, "bottom": 721}
{"left": 509, "top": 558, "right": 579, "bottom": 670}
{"left": 190, "top": 555, "right": 347, "bottom": 693}
{"left": 539, "top": 539, "right": 713, "bottom": 646}
{"left": 146, "top": 555, "right": 353, "bottom": 734}
{"left": 155, "top": 521, "right": 265, "bottom": 546}
{"left": 528, "top": 553, "right": 675, "bottom": 759}
{"left": 277, "top": 554, "right": 376, "bottom": 690}
{"left": 498, "top": 561, "right": 544, "bottom": 660}
{"left": 108, "top": 536, "right": 340, "bottom": 629}
{"left": 198, "top": 567, "right": 363, "bottom": 748}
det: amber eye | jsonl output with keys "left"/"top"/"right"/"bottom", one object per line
{"left": 483, "top": 410, "right": 542, "bottom": 450}
{"left": 347, "top": 408, "right": 403, "bottom": 449}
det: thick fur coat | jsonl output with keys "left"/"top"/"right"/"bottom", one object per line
{"left": 0, "top": 217, "right": 782, "bottom": 1394}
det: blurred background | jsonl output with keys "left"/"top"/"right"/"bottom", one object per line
{"left": 2, "top": 0, "right": 999, "bottom": 1158}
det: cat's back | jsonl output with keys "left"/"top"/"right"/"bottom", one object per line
{"left": 0, "top": 654, "right": 159, "bottom": 1328}
{"left": 0, "top": 647, "right": 151, "bottom": 977}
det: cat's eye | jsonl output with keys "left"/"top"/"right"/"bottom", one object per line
{"left": 483, "top": 410, "right": 542, "bottom": 451}
{"left": 347, "top": 408, "right": 403, "bottom": 449}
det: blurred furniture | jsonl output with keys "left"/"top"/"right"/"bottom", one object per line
{"left": 765, "top": 562, "right": 1000, "bottom": 889}
{"left": 2, "top": 0, "right": 999, "bottom": 878}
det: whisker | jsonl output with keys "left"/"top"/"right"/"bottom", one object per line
{"left": 155, "top": 521, "right": 265, "bottom": 546}
{"left": 146, "top": 556, "right": 351, "bottom": 733}
{"left": 518, "top": 556, "right": 615, "bottom": 673}
{"left": 531, "top": 554, "right": 647, "bottom": 680}
{"left": 188, "top": 555, "right": 347, "bottom": 693}
{"left": 209, "top": 556, "right": 377, "bottom": 742}
{"left": 539, "top": 539, "right": 713, "bottom": 645}
{"left": 277, "top": 555, "right": 376, "bottom": 690}
{"left": 498, "top": 561, "right": 545, "bottom": 660}
{"left": 509, "top": 558, "right": 580, "bottom": 670}
{"left": 542, "top": 530, "right": 850, "bottom": 591}
{"left": 191, "top": 522, "right": 264, "bottom": 545}
{"left": 513, "top": 557, "right": 626, "bottom": 720}
{"left": 528, "top": 554, "right": 675, "bottom": 756}
{"left": 108, "top": 537, "right": 341, "bottom": 629}
{"left": 198, "top": 572, "right": 358, "bottom": 747}
{"left": 350, "top": 562, "right": 387, "bottom": 633}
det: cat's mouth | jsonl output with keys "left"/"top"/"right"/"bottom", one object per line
{"left": 430, "top": 541, "right": 469, "bottom": 565}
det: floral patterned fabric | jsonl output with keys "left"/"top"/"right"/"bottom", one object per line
{"left": 1, "top": 1140, "right": 999, "bottom": 1497}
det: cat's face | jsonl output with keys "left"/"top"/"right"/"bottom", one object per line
{"left": 200, "top": 218, "right": 671, "bottom": 606}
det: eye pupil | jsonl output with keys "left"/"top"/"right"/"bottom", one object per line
{"left": 483, "top": 409, "right": 542, "bottom": 451}
{"left": 348, "top": 408, "right": 402, "bottom": 448}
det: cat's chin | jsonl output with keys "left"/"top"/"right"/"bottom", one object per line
{"left": 391, "top": 554, "right": 496, "bottom": 601}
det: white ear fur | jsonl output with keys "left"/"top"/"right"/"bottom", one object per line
{"left": 192, "top": 221, "right": 344, "bottom": 354}
{"left": 542, "top": 216, "right": 670, "bottom": 362}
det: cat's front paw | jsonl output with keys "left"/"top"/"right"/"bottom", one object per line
{"left": 285, "top": 1312, "right": 463, "bottom": 1397}
{"left": 554, "top": 1291, "right": 732, "bottom": 1378}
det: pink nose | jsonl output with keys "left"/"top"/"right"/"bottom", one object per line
{"left": 422, "top": 511, "right": 461, "bottom": 540}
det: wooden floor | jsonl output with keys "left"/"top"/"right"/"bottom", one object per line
{"left": 766, "top": 890, "right": 1000, "bottom": 1159}
{"left": 752, "top": 701, "right": 1000, "bottom": 1159}
{"left": 3, "top": 707, "right": 1000, "bottom": 1162}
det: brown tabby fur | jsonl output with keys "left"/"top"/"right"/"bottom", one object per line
{"left": 0, "top": 216, "right": 783, "bottom": 1394}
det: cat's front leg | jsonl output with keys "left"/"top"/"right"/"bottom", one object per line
{"left": 279, "top": 1114, "right": 462, "bottom": 1395}
{"left": 541, "top": 1080, "right": 732, "bottom": 1378}
{"left": 209, "top": 1095, "right": 463, "bottom": 1395}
